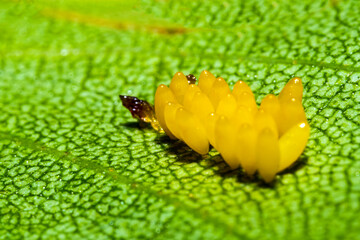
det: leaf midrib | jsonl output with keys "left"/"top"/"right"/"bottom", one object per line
{"left": 0, "top": 130, "right": 246, "bottom": 238}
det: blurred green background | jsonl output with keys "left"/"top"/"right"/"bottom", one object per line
{"left": 0, "top": 0, "right": 359, "bottom": 239}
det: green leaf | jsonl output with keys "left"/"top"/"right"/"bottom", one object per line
{"left": 1, "top": 0, "right": 359, "bottom": 239}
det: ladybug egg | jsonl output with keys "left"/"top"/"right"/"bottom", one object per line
{"left": 154, "top": 71, "right": 310, "bottom": 182}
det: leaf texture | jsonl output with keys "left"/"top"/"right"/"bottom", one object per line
{"left": 0, "top": 0, "right": 359, "bottom": 239}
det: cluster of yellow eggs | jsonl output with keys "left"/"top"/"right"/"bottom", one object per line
{"left": 155, "top": 70, "right": 310, "bottom": 182}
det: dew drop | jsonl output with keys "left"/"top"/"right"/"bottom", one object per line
{"left": 60, "top": 49, "right": 69, "bottom": 56}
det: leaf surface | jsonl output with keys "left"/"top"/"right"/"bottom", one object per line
{"left": 0, "top": 0, "right": 359, "bottom": 239}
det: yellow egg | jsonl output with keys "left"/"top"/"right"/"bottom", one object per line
{"left": 234, "top": 91, "right": 258, "bottom": 113}
{"left": 198, "top": 70, "right": 216, "bottom": 95}
{"left": 254, "top": 109, "right": 279, "bottom": 139}
{"left": 279, "top": 77, "right": 303, "bottom": 102}
{"left": 208, "top": 77, "right": 231, "bottom": 109}
{"left": 169, "top": 72, "right": 189, "bottom": 103}
{"left": 154, "top": 84, "right": 177, "bottom": 139}
{"left": 232, "top": 106, "right": 255, "bottom": 129}
{"left": 183, "top": 84, "right": 201, "bottom": 110}
{"left": 232, "top": 80, "right": 253, "bottom": 97}
{"left": 260, "top": 94, "right": 281, "bottom": 130}
{"left": 236, "top": 123, "right": 257, "bottom": 175}
{"left": 216, "top": 93, "right": 237, "bottom": 119}
{"left": 190, "top": 92, "right": 214, "bottom": 122}
{"left": 152, "top": 71, "right": 310, "bottom": 182}
{"left": 279, "top": 122, "right": 310, "bottom": 171}
{"left": 176, "top": 107, "right": 209, "bottom": 155}
{"left": 278, "top": 97, "right": 307, "bottom": 135}
{"left": 164, "top": 102, "right": 182, "bottom": 140}
{"left": 256, "top": 128, "right": 280, "bottom": 183}
{"left": 215, "top": 115, "right": 239, "bottom": 169}
{"left": 204, "top": 112, "right": 218, "bottom": 149}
